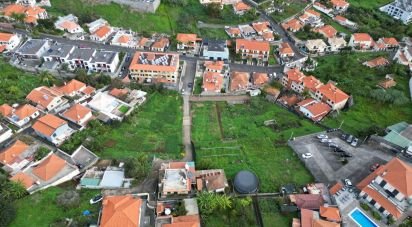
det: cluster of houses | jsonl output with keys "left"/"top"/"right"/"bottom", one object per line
{"left": 283, "top": 155, "right": 412, "bottom": 226}
{"left": 225, "top": 21, "right": 277, "bottom": 42}
{"left": 199, "top": 0, "right": 252, "bottom": 15}
{"left": 279, "top": 68, "right": 349, "bottom": 122}
{"left": 1, "top": 0, "right": 49, "bottom": 25}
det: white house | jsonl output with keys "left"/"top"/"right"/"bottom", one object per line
{"left": 305, "top": 39, "right": 328, "bottom": 54}
{"left": 110, "top": 32, "right": 138, "bottom": 48}
{"left": 0, "top": 123, "right": 13, "bottom": 144}
{"left": 314, "top": 83, "right": 349, "bottom": 110}
{"left": 86, "top": 18, "right": 108, "bottom": 33}
{"left": 26, "top": 86, "right": 65, "bottom": 112}
{"left": 32, "top": 114, "right": 74, "bottom": 145}
{"left": 202, "top": 39, "right": 229, "bottom": 60}
{"left": 380, "top": 0, "right": 412, "bottom": 24}
{"left": 54, "top": 14, "right": 84, "bottom": 34}
{"left": 0, "top": 104, "right": 40, "bottom": 127}
{"left": 0, "top": 140, "right": 33, "bottom": 173}
{"left": 15, "top": 0, "right": 36, "bottom": 6}
{"left": 297, "top": 98, "right": 331, "bottom": 122}
{"left": 0, "top": 32, "right": 21, "bottom": 51}
{"left": 90, "top": 25, "right": 113, "bottom": 42}
{"left": 61, "top": 104, "right": 93, "bottom": 126}
{"left": 349, "top": 33, "right": 374, "bottom": 49}
{"left": 328, "top": 37, "right": 347, "bottom": 52}
{"left": 394, "top": 46, "right": 412, "bottom": 68}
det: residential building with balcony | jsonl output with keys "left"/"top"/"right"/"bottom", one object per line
{"left": 235, "top": 39, "right": 270, "bottom": 65}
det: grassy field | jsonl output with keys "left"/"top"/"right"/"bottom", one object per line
{"left": 199, "top": 28, "right": 229, "bottom": 40}
{"left": 0, "top": 58, "right": 43, "bottom": 104}
{"left": 348, "top": 0, "right": 392, "bottom": 9}
{"left": 11, "top": 186, "right": 99, "bottom": 227}
{"left": 99, "top": 92, "right": 183, "bottom": 160}
{"left": 271, "top": 1, "right": 307, "bottom": 22}
{"left": 259, "top": 198, "right": 296, "bottom": 227}
{"left": 49, "top": 0, "right": 257, "bottom": 35}
{"left": 192, "top": 99, "right": 321, "bottom": 193}
{"left": 312, "top": 52, "right": 412, "bottom": 135}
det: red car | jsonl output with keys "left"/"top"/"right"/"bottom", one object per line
{"left": 370, "top": 163, "right": 380, "bottom": 172}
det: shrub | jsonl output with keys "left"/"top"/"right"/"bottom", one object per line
{"left": 56, "top": 191, "right": 80, "bottom": 209}
{"left": 372, "top": 210, "right": 382, "bottom": 220}
{"left": 360, "top": 202, "right": 370, "bottom": 211}
{"left": 0, "top": 199, "right": 16, "bottom": 227}
{"left": 34, "top": 147, "right": 50, "bottom": 161}
{"left": 124, "top": 154, "right": 151, "bottom": 180}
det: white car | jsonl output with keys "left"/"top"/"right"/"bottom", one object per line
{"left": 344, "top": 179, "right": 353, "bottom": 187}
{"left": 320, "top": 138, "right": 332, "bottom": 143}
{"left": 317, "top": 134, "right": 328, "bottom": 139}
{"left": 302, "top": 153, "right": 313, "bottom": 159}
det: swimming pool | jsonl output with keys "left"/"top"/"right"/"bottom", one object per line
{"left": 349, "top": 208, "right": 378, "bottom": 227}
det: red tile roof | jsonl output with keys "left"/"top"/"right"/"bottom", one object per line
{"left": 364, "top": 56, "right": 390, "bottom": 68}
{"left": 329, "top": 182, "right": 343, "bottom": 195}
{"left": 32, "top": 154, "right": 66, "bottom": 181}
{"left": 381, "top": 37, "right": 399, "bottom": 46}
{"left": 164, "top": 215, "right": 201, "bottom": 227}
{"left": 252, "top": 21, "right": 270, "bottom": 33}
{"left": 14, "top": 104, "right": 38, "bottom": 120}
{"left": 176, "top": 33, "right": 198, "bottom": 43}
{"left": 230, "top": 71, "right": 249, "bottom": 91}
{"left": 380, "top": 158, "right": 412, "bottom": 197}
{"left": 312, "top": 219, "right": 340, "bottom": 227}
{"left": 100, "top": 195, "right": 142, "bottom": 227}
{"left": 93, "top": 25, "right": 112, "bottom": 38}
{"left": 289, "top": 194, "right": 324, "bottom": 210}
{"left": 204, "top": 61, "right": 224, "bottom": 72}
{"left": 26, "top": 86, "right": 62, "bottom": 109}
{"left": 300, "top": 209, "right": 316, "bottom": 227}
{"left": 316, "top": 25, "right": 337, "bottom": 38}
{"left": 0, "top": 104, "right": 13, "bottom": 117}
{"left": 32, "top": 114, "right": 67, "bottom": 137}
{"left": 330, "top": 0, "right": 349, "bottom": 8}
{"left": 62, "top": 104, "right": 91, "bottom": 123}
{"left": 203, "top": 72, "right": 224, "bottom": 92}
{"left": 305, "top": 9, "right": 321, "bottom": 17}
{"left": 236, "top": 39, "right": 270, "bottom": 52}
{"left": 302, "top": 75, "right": 323, "bottom": 92}
{"left": 352, "top": 33, "right": 373, "bottom": 42}
{"left": 317, "top": 83, "right": 349, "bottom": 104}
{"left": 0, "top": 32, "right": 14, "bottom": 42}
{"left": 319, "top": 206, "right": 341, "bottom": 222}
{"left": 286, "top": 68, "right": 306, "bottom": 83}
{"left": 110, "top": 88, "right": 129, "bottom": 98}
{"left": 252, "top": 72, "right": 269, "bottom": 86}
{"left": 234, "top": 1, "right": 251, "bottom": 12}
{"left": 362, "top": 186, "right": 402, "bottom": 218}
{"left": 57, "top": 79, "right": 86, "bottom": 95}
{"left": 0, "top": 140, "right": 29, "bottom": 165}
{"left": 279, "top": 42, "right": 294, "bottom": 56}
{"left": 10, "top": 172, "right": 35, "bottom": 189}
{"left": 282, "top": 18, "right": 304, "bottom": 31}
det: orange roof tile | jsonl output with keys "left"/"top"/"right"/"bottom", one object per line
{"left": 330, "top": 0, "right": 349, "bottom": 8}
{"left": 352, "top": 33, "right": 373, "bottom": 42}
{"left": 3, "top": 4, "right": 26, "bottom": 17}
{"left": 0, "top": 32, "right": 14, "bottom": 42}
{"left": 316, "top": 25, "right": 337, "bottom": 38}
{"left": 176, "top": 33, "right": 198, "bottom": 43}
{"left": 356, "top": 165, "right": 385, "bottom": 190}
{"left": 100, "top": 195, "right": 142, "bottom": 227}
{"left": 152, "top": 38, "right": 169, "bottom": 49}
{"left": 364, "top": 56, "right": 390, "bottom": 68}
{"left": 0, "top": 140, "right": 29, "bottom": 165}
{"left": 305, "top": 9, "right": 321, "bottom": 17}
{"left": 117, "top": 35, "right": 130, "bottom": 44}
{"left": 304, "top": 101, "right": 331, "bottom": 121}
{"left": 319, "top": 206, "right": 341, "bottom": 222}
{"left": 26, "top": 86, "right": 62, "bottom": 109}
{"left": 32, "top": 154, "right": 66, "bottom": 181}
{"left": 234, "top": 1, "right": 251, "bottom": 11}
{"left": 362, "top": 186, "right": 402, "bottom": 218}
{"left": 236, "top": 39, "right": 270, "bottom": 52}
{"left": 82, "top": 86, "right": 95, "bottom": 95}
{"left": 381, "top": 37, "right": 399, "bottom": 46}
{"left": 10, "top": 172, "right": 35, "bottom": 189}
{"left": 228, "top": 27, "right": 241, "bottom": 35}
{"left": 110, "top": 88, "right": 129, "bottom": 98}
{"left": 317, "top": 83, "right": 349, "bottom": 104}
{"left": 230, "top": 71, "right": 249, "bottom": 91}
{"left": 380, "top": 158, "right": 412, "bottom": 197}
{"left": 14, "top": 104, "right": 38, "bottom": 120}
{"left": 62, "top": 104, "right": 91, "bottom": 122}
{"left": 93, "top": 25, "right": 112, "bottom": 38}
{"left": 289, "top": 194, "right": 324, "bottom": 210}
{"left": 262, "top": 31, "right": 274, "bottom": 40}
{"left": 300, "top": 209, "right": 316, "bottom": 227}
{"left": 286, "top": 68, "right": 306, "bottom": 83}
{"left": 203, "top": 72, "right": 224, "bottom": 92}
{"left": 329, "top": 182, "right": 343, "bottom": 195}
{"left": 312, "top": 219, "right": 340, "bottom": 227}
{"left": 204, "top": 61, "right": 224, "bottom": 71}
{"left": 164, "top": 215, "right": 201, "bottom": 227}
{"left": 59, "top": 20, "right": 79, "bottom": 31}
{"left": 280, "top": 42, "right": 294, "bottom": 55}
{"left": 32, "top": 114, "right": 67, "bottom": 137}
{"left": 279, "top": 94, "right": 300, "bottom": 106}
{"left": 252, "top": 21, "right": 270, "bottom": 33}
{"left": 302, "top": 75, "right": 323, "bottom": 92}
{"left": 25, "top": 6, "right": 45, "bottom": 17}
{"left": 129, "top": 52, "right": 179, "bottom": 73}
{"left": 334, "top": 15, "right": 347, "bottom": 23}
{"left": 282, "top": 18, "right": 304, "bottom": 31}
{"left": 252, "top": 72, "right": 268, "bottom": 86}
{"left": 379, "top": 78, "right": 396, "bottom": 89}
{"left": 0, "top": 104, "right": 13, "bottom": 117}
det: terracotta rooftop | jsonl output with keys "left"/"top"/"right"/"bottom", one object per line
{"left": 93, "top": 25, "right": 112, "bottom": 38}
{"left": 26, "top": 86, "right": 62, "bottom": 109}
{"left": 0, "top": 104, "right": 13, "bottom": 117}
{"left": 312, "top": 219, "right": 340, "bottom": 227}
{"left": 379, "top": 158, "right": 412, "bottom": 197}
{"left": 364, "top": 56, "right": 390, "bottom": 68}
{"left": 252, "top": 21, "right": 270, "bottom": 33}
{"left": 57, "top": 79, "right": 86, "bottom": 95}
{"left": 230, "top": 71, "right": 250, "bottom": 91}
{"left": 204, "top": 61, "right": 224, "bottom": 72}
{"left": 164, "top": 215, "right": 201, "bottom": 227}
{"left": 236, "top": 39, "right": 270, "bottom": 52}
{"left": 0, "top": 140, "right": 29, "bottom": 165}
{"left": 0, "top": 32, "right": 15, "bottom": 42}
{"left": 302, "top": 75, "right": 323, "bottom": 92}
{"left": 319, "top": 206, "right": 341, "bottom": 222}
{"left": 234, "top": 1, "right": 251, "bottom": 12}
{"left": 316, "top": 25, "right": 337, "bottom": 38}
{"left": 14, "top": 104, "right": 38, "bottom": 120}
{"left": 100, "top": 195, "right": 142, "bottom": 227}
{"left": 32, "top": 114, "right": 67, "bottom": 137}
{"left": 10, "top": 172, "right": 35, "bottom": 189}
{"left": 282, "top": 18, "right": 304, "bottom": 31}
{"left": 110, "top": 88, "right": 129, "bottom": 98}
{"left": 252, "top": 72, "right": 269, "bottom": 86}
{"left": 203, "top": 72, "right": 224, "bottom": 92}
{"left": 279, "top": 42, "right": 294, "bottom": 56}
{"left": 362, "top": 186, "right": 402, "bottom": 219}
{"left": 317, "top": 83, "right": 349, "bottom": 104}
{"left": 352, "top": 33, "right": 373, "bottom": 42}
{"left": 32, "top": 154, "right": 66, "bottom": 181}
{"left": 305, "top": 9, "right": 321, "bottom": 17}
{"left": 286, "top": 68, "right": 306, "bottom": 83}
{"left": 330, "top": 0, "right": 349, "bottom": 8}
{"left": 329, "top": 182, "right": 343, "bottom": 195}
{"left": 381, "top": 37, "right": 399, "bottom": 46}
{"left": 62, "top": 104, "right": 91, "bottom": 123}
{"left": 176, "top": 33, "right": 198, "bottom": 43}
{"left": 289, "top": 194, "right": 324, "bottom": 210}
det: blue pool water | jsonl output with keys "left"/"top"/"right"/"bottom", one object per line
{"left": 350, "top": 208, "right": 378, "bottom": 227}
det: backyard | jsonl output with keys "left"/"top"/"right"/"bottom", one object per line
{"left": 48, "top": 0, "right": 257, "bottom": 36}
{"left": 312, "top": 52, "right": 412, "bottom": 136}
{"left": 270, "top": 0, "right": 307, "bottom": 22}
{"left": 10, "top": 186, "right": 99, "bottom": 227}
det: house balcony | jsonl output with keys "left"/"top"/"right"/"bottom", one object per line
{"left": 369, "top": 182, "right": 409, "bottom": 212}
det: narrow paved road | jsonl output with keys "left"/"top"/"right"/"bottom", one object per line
{"left": 182, "top": 94, "right": 193, "bottom": 161}
{"left": 189, "top": 95, "right": 250, "bottom": 102}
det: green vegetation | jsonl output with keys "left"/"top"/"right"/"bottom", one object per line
{"left": 192, "top": 98, "right": 321, "bottom": 193}
{"left": 118, "top": 105, "right": 130, "bottom": 114}
{"left": 61, "top": 92, "right": 183, "bottom": 160}
{"left": 10, "top": 187, "right": 99, "bottom": 227}
{"left": 49, "top": 0, "right": 257, "bottom": 35}
{"left": 271, "top": 1, "right": 307, "bottom": 22}
{"left": 346, "top": 0, "right": 412, "bottom": 39}
{"left": 194, "top": 78, "right": 203, "bottom": 95}
{"left": 34, "top": 147, "right": 50, "bottom": 161}
{"left": 199, "top": 28, "right": 229, "bottom": 40}
{"left": 0, "top": 58, "right": 43, "bottom": 104}
{"left": 260, "top": 198, "right": 296, "bottom": 227}
{"left": 295, "top": 25, "right": 324, "bottom": 40}
{"left": 311, "top": 53, "right": 412, "bottom": 136}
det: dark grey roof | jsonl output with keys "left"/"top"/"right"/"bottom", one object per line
{"left": 91, "top": 51, "right": 118, "bottom": 64}
{"left": 233, "top": 170, "right": 259, "bottom": 194}
{"left": 43, "top": 43, "right": 75, "bottom": 58}
{"left": 68, "top": 48, "right": 96, "bottom": 61}
{"left": 204, "top": 39, "right": 227, "bottom": 52}
{"left": 16, "top": 39, "right": 50, "bottom": 55}
{"left": 392, "top": 0, "right": 412, "bottom": 11}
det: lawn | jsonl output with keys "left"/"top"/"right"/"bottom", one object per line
{"left": 49, "top": 0, "right": 257, "bottom": 35}
{"left": 10, "top": 186, "right": 100, "bottom": 227}
{"left": 0, "top": 58, "right": 43, "bottom": 104}
{"left": 199, "top": 28, "right": 229, "bottom": 40}
{"left": 259, "top": 198, "right": 297, "bottom": 227}
{"left": 270, "top": 1, "right": 307, "bottom": 22}
{"left": 348, "top": 0, "right": 392, "bottom": 9}
{"left": 311, "top": 52, "right": 412, "bottom": 136}
{"left": 192, "top": 99, "right": 321, "bottom": 193}
{"left": 99, "top": 92, "right": 183, "bottom": 160}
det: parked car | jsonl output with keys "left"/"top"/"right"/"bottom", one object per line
{"left": 320, "top": 138, "right": 332, "bottom": 143}
{"left": 351, "top": 138, "right": 359, "bottom": 147}
{"left": 90, "top": 194, "right": 103, "bottom": 204}
{"left": 341, "top": 134, "right": 347, "bottom": 140}
{"left": 188, "top": 82, "right": 193, "bottom": 88}
{"left": 328, "top": 143, "right": 339, "bottom": 148}
{"left": 340, "top": 152, "right": 353, "bottom": 158}
{"left": 346, "top": 135, "right": 354, "bottom": 143}
{"left": 344, "top": 179, "right": 353, "bottom": 187}
{"left": 334, "top": 148, "right": 345, "bottom": 153}
{"left": 302, "top": 153, "right": 313, "bottom": 159}
{"left": 327, "top": 128, "right": 338, "bottom": 132}
{"left": 370, "top": 163, "right": 380, "bottom": 172}
{"left": 317, "top": 134, "right": 328, "bottom": 139}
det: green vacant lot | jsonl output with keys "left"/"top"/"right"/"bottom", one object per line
{"left": 312, "top": 52, "right": 412, "bottom": 136}
{"left": 49, "top": 0, "right": 256, "bottom": 36}
{"left": 348, "top": 0, "right": 391, "bottom": 9}
{"left": 192, "top": 99, "right": 320, "bottom": 226}
{"left": 11, "top": 187, "right": 99, "bottom": 227}
{"left": 99, "top": 92, "right": 183, "bottom": 160}
{"left": 270, "top": 1, "right": 307, "bottom": 22}
{"left": 0, "top": 58, "right": 43, "bottom": 104}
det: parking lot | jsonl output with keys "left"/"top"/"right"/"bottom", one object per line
{"left": 289, "top": 131, "right": 395, "bottom": 186}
